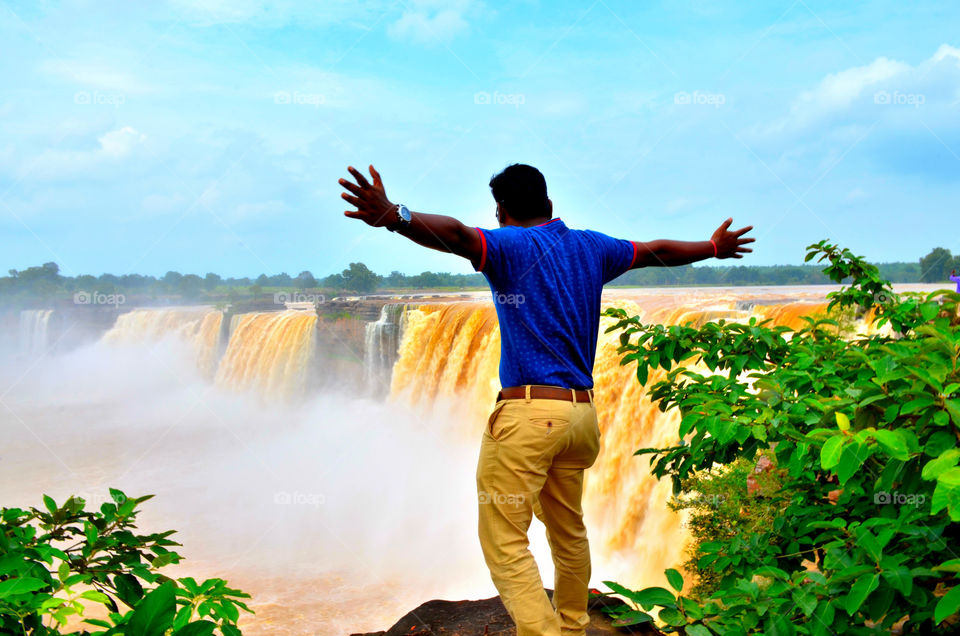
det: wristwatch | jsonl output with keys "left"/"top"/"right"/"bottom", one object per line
{"left": 386, "top": 204, "right": 412, "bottom": 232}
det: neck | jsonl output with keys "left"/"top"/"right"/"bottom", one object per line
{"left": 505, "top": 216, "right": 553, "bottom": 228}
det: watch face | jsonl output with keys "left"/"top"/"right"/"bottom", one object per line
{"left": 398, "top": 204, "right": 411, "bottom": 222}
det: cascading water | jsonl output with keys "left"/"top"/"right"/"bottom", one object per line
{"left": 214, "top": 310, "right": 318, "bottom": 397}
{"left": 19, "top": 309, "right": 54, "bottom": 356}
{"left": 101, "top": 308, "right": 224, "bottom": 378}
{"left": 363, "top": 303, "right": 407, "bottom": 396}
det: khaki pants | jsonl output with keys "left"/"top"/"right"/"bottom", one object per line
{"left": 476, "top": 388, "right": 601, "bottom": 636}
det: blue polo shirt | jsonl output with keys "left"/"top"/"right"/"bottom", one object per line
{"left": 474, "top": 218, "right": 637, "bottom": 390}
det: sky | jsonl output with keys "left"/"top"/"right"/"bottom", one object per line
{"left": 1, "top": 0, "right": 959, "bottom": 279}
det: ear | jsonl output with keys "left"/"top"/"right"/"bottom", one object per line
{"left": 547, "top": 198, "right": 553, "bottom": 217}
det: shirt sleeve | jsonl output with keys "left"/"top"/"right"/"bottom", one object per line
{"left": 473, "top": 226, "right": 519, "bottom": 282}
{"left": 585, "top": 230, "right": 637, "bottom": 284}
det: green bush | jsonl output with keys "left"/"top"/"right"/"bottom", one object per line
{"left": 0, "top": 489, "right": 252, "bottom": 635}
{"left": 599, "top": 241, "right": 960, "bottom": 634}
{"left": 667, "top": 453, "right": 785, "bottom": 600}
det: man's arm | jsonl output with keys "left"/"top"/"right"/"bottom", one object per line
{"left": 339, "top": 165, "right": 482, "bottom": 267}
{"left": 631, "top": 218, "right": 754, "bottom": 268}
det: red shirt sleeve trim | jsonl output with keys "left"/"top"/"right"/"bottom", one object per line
{"left": 629, "top": 241, "right": 638, "bottom": 269}
{"left": 475, "top": 227, "right": 488, "bottom": 272}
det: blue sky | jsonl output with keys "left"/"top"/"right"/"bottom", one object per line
{"left": 1, "top": 0, "right": 959, "bottom": 278}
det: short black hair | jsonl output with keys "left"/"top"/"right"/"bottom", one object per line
{"left": 488, "top": 163, "right": 550, "bottom": 221}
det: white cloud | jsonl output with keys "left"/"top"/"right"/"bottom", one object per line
{"left": 387, "top": 0, "right": 479, "bottom": 45}
{"left": 10, "top": 126, "right": 146, "bottom": 181}
{"left": 168, "top": 0, "right": 389, "bottom": 27}
{"left": 759, "top": 44, "right": 960, "bottom": 139}
{"left": 99, "top": 127, "right": 146, "bottom": 158}
{"left": 41, "top": 60, "right": 154, "bottom": 95}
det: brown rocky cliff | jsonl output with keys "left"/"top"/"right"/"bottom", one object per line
{"left": 351, "top": 592, "right": 664, "bottom": 636}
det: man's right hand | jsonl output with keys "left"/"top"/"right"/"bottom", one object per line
{"left": 711, "top": 218, "right": 755, "bottom": 259}
{"left": 339, "top": 165, "right": 397, "bottom": 228}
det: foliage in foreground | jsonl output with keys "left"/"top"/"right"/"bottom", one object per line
{"left": 0, "top": 490, "right": 251, "bottom": 635}
{"left": 599, "top": 240, "right": 960, "bottom": 634}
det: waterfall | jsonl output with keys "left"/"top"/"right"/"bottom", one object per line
{"left": 214, "top": 310, "right": 318, "bottom": 398}
{"left": 19, "top": 309, "right": 54, "bottom": 356}
{"left": 363, "top": 303, "right": 407, "bottom": 396}
{"left": 101, "top": 308, "right": 224, "bottom": 378}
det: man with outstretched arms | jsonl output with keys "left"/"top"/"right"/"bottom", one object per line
{"left": 339, "top": 163, "right": 754, "bottom": 636}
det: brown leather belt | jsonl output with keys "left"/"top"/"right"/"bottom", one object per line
{"left": 497, "top": 385, "right": 594, "bottom": 404}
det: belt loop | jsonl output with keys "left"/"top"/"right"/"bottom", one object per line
{"left": 570, "top": 388, "right": 576, "bottom": 403}
{"left": 524, "top": 384, "right": 531, "bottom": 403}
{"left": 587, "top": 389, "right": 594, "bottom": 406}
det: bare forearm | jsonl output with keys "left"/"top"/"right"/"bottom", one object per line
{"left": 634, "top": 239, "right": 714, "bottom": 267}
{"left": 396, "top": 211, "right": 480, "bottom": 261}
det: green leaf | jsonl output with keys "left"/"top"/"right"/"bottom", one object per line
{"left": 665, "top": 568, "right": 684, "bottom": 592}
{"left": 0, "top": 576, "right": 48, "bottom": 598}
{"left": 632, "top": 586, "right": 676, "bottom": 608}
{"left": 678, "top": 596, "right": 703, "bottom": 620}
{"left": 686, "top": 626, "right": 712, "bottom": 636}
{"left": 172, "top": 621, "right": 218, "bottom": 636}
{"left": 658, "top": 606, "right": 685, "bottom": 626}
{"left": 79, "top": 590, "right": 110, "bottom": 603}
{"left": 837, "top": 443, "right": 866, "bottom": 485}
{"left": 792, "top": 589, "right": 817, "bottom": 617}
{"left": 873, "top": 429, "right": 909, "bottom": 460}
{"left": 821, "top": 436, "right": 845, "bottom": 470}
{"left": 923, "top": 449, "right": 960, "bottom": 481}
{"left": 933, "top": 559, "right": 960, "bottom": 573}
{"left": 114, "top": 573, "right": 144, "bottom": 608}
{"left": 881, "top": 566, "right": 913, "bottom": 596}
{"left": 844, "top": 573, "right": 879, "bottom": 616}
{"left": 934, "top": 584, "right": 960, "bottom": 624}
{"left": 221, "top": 625, "right": 242, "bottom": 636}
{"left": 43, "top": 494, "right": 57, "bottom": 514}
{"left": 127, "top": 580, "right": 176, "bottom": 636}
{"left": 939, "top": 467, "right": 960, "bottom": 487}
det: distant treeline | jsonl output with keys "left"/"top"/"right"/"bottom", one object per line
{"left": 2, "top": 247, "right": 958, "bottom": 308}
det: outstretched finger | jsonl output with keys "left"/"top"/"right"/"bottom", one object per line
{"left": 338, "top": 178, "right": 364, "bottom": 197}
{"left": 347, "top": 166, "right": 370, "bottom": 188}
{"left": 734, "top": 225, "right": 754, "bottom": 237}
{"left": 341, "top": 192, "right": 363, "bottom": 207}
{"left": 369, "top": 164, "right": 383, "bottom": 188}
{"left": 738, "top": 237, "right": 756, "bottom": 244}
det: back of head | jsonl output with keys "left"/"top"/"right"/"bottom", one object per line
{"left": 489, "top": 164, "right": 550, "bottom": 221}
